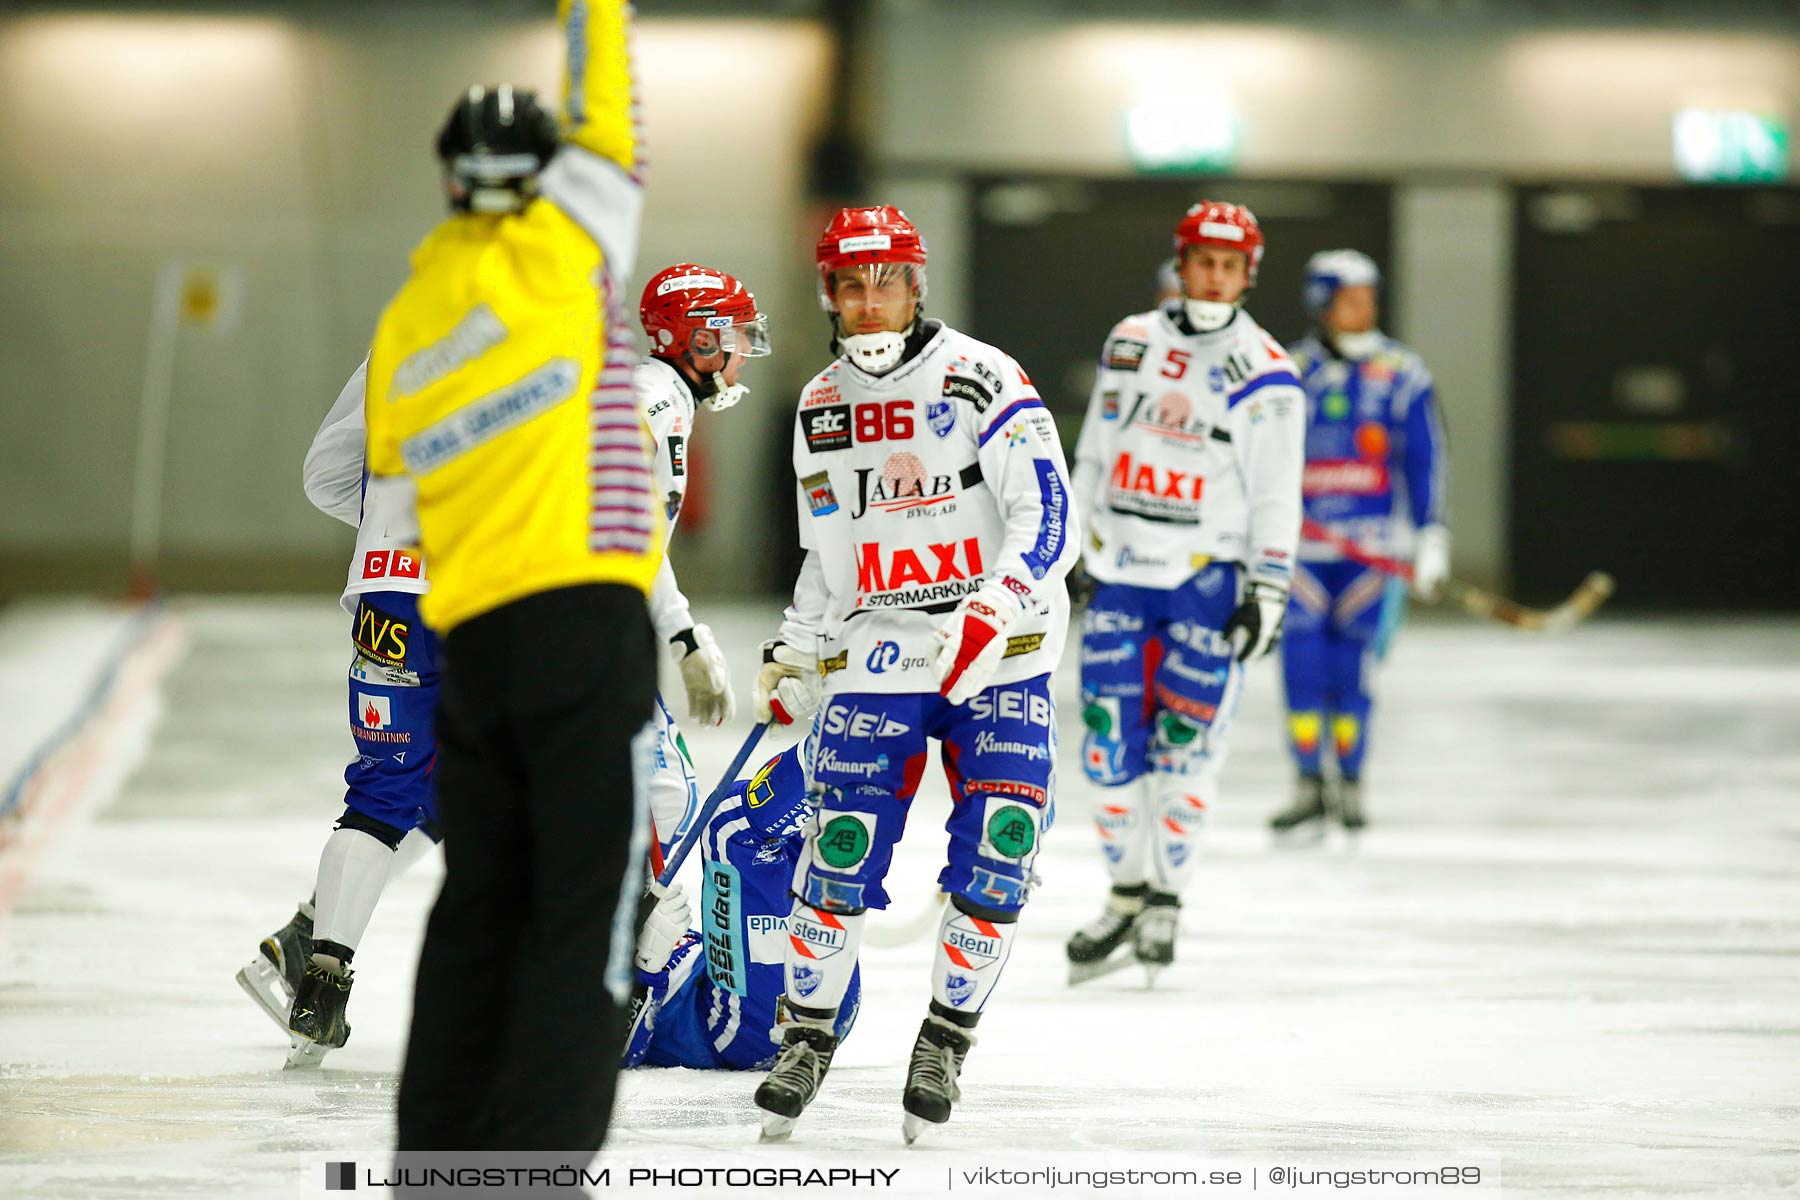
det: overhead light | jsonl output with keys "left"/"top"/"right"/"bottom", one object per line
{"left": 1125, "top": 95, "right": 1239, "bottom": 174}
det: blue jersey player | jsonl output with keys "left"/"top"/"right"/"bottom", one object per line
{"left": 625, "top": 732, "right": 861, "bottom": 1071}
{"left": 1270, "top": 251, "right": 1449, "bottom": 833}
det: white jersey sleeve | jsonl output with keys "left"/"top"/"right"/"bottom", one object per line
{"left": 331, "top": 356, "right": 430, "bottom": 614}
{"left": 647, "top": 556, "right": 694, "bottom": 644}
{"left": 635, "top": 360, "right": 698, "bottom": 641}
{"left": 777, "top": 544, "right": 830, "bottom": 654}
{"left": 971, "top": 356, "right": 1078, "bottom": 609}
{"left": 1071, "top": 316, "right": 1150, "bottom": 547}
{"left": 303, "top": 358, "right": 370, "bottom": 527}
{"left": 1227, "top": 335, "right": 1307, "bottom": 589}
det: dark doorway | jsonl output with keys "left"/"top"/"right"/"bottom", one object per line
{"left": 1512, "top": 185, "right": 1800, "bottom": 611}
{"left": 969, "top": 177, "right": 1393, "bottom": 459}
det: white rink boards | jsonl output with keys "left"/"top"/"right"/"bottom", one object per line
{"left": 0, "top": 597, "right": 1796, "bottom": 1198}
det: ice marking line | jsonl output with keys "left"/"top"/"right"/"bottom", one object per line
{"left": 0, "top": 603, "right": 185, "bottom": 917}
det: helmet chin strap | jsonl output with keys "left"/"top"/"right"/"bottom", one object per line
{"left": 1182, "top": 298, "right": 1237, "bottom": 332}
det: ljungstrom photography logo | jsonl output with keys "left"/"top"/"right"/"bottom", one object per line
{"left": 325, "top": 1161, "right": 356, "bottom": 1190}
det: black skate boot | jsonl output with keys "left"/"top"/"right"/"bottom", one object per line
{"left": 235, "top": 906, "right": 314, "bottom": 1033}
{"left": 901, "top": 1006, "right": 977, "bottom": 1145}
{"left": 755, "top": 1023, "right": 838, "bottom": 1142}
{"left": 1336, "top": 777, "right": 1366, "bottom": 831}
{"left": 1270, "top": 774, "right": 1329, "bottom": 833}
{"left": 1134, "top": 891, "right": 1179, "bottom": 983}
{"left": 1066, "top": 883, "right": 1147, "bottom": 985}
{"left": 286, "top": 958, "right": 352, "bottom": 1068}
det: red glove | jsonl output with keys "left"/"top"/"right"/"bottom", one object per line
{"left": 932, "top": 582, "right": 1022, "bottom": 704}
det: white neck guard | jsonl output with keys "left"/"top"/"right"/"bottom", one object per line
{"left": 841, "top": 327, "right": 910, "bottom": 375}
{"left": 1331, "top": 329, "right": 1383, "bottom": 360}
{"left": 1183, "top": 299, "right": 1236, "bottom": 332}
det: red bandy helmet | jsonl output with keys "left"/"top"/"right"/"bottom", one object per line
{"left": 639, "top": 263, "right": 771, "bottom": 363}
{"left": 814, "top": 205, "right": 928, "bottom": 312}
{"left": 1175, "top": 200, "right": 1265, "bottom": 285}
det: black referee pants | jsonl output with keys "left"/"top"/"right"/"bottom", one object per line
{"left": 396, "top": 583, "right": 655, "bottom": 1156}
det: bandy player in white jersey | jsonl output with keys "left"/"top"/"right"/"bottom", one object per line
{"left": 1065, "top": 201, "right": 1305, "bottom": 983}
{"left": 233, "top": 266, "right": 767, "bottom": 1065}
{"left": 632, "top": 263, "right": 773, "bottom": 854}
{"left": 748, "top": 206, "right": 1077, "bottom": 1144}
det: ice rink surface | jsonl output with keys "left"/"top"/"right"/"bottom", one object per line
{"left": 1, "top": 597, "right": 1797, "bottom": 1198}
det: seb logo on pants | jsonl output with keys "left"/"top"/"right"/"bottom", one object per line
{"left": 822, "top": 703, "right": 911, "bottom": 740}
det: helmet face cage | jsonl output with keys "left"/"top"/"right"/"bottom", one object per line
{"left": 817, "top": 261, "right": 928, "bottom": 322}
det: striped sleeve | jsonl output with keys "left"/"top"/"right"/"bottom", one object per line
{"left": 588, "top": 278, "right": 659, "bottom": 556}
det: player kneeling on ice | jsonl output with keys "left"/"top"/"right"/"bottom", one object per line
{"left": 749, "top": 206, "right": 1076, "bottom": 1144}
{"left": 1065, "top": 201, "right": 1305, "bottom": 984}
{"left": 624, "top": 729, "right": 863, "bottom": 1070}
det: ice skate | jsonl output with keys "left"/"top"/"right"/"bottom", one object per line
{"left": 1133, "top": 893, "right": 1179, "bottom": 985}
{"left": 285, "top": 959, "right": 352, "bottom": 1069}
{"left": 1066, "top": 884, "right": 1146, "bottom": 985}
{"left": 235, "top": 908, "right": 313, "bottom": 1033}
{"left": 901, "top": 1012, "right": 975, "bottom": 1145}
{"left": 1270, "top": 775, "right": 1329, "bottom": 834}
{"left": 754, "top": 1024, "right": 838, "bottom": 1142}
{"left": 1336, "top": 778, "right": 1366, "bottom": 831}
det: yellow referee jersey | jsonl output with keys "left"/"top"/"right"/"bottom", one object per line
{"left": 363, "top": 0, "right": 660, "bottom": 633}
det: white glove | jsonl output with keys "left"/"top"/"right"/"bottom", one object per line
{"left": 932, "top": 581, "right": 1022, "bottom": 705}
{"left": 634, "top": 880, "right": 690, "bottom": 974}
{"left": 753, "top": 638, "right": 820, "bottom": 726}
{"left": 1411, "top": 524, "right": 1451, "bottom": 601}
{"left": 1221, "top": 580, "right": 1287, "bottom": 663}
{"left": 671, "top": 624, "right": 734, "bottom": 727}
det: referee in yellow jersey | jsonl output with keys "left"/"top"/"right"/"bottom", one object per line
{"left": 363, "top": 1, "right": 658, "bottom": 1155}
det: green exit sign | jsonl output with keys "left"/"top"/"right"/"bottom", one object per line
{"left": 1673, "top": 109, "right": 1789, "bottom": 182}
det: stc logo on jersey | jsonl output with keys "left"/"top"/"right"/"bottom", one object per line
{"left": 804, "top": 405, "right": 851, "bottom": 452}
{"left": 852, "top": 453, "right": 956, "bottom": 519}
{"left": 854, "top": 538, "right": 986, "bottom": 609}
{"left": 1302, "top": 459, "right": 1389, "bottom": 496}
{"left": 866, "top": 641, "right": 929, "bottom": 674}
